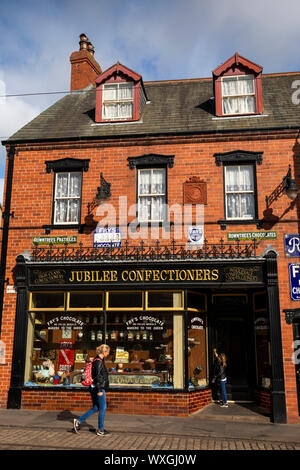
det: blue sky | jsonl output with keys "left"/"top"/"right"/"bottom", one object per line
{"left": 0, "top": 0, "right": 300, "bottom": 203}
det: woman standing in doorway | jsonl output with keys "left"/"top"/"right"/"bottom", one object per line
{"left": 213, "top": 351, "right": 228, "bottom": 408}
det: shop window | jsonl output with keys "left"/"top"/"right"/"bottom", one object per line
{"left": 107, "top": 291, "right": 143, "bottom": 310}
{"left": 187, "top": 292, "right": 208, "bottom": 388}
{"left": 253, "top": 292, "right": 271, "bottom": 389}
{"left": 24, "top": 308, "right": 184, "bottom": 390}
{"left": 30, "top": 292, "right": 65, "bottom": 310}
{"left": 68, "top": 291, "right": 104, "bottom": 310}
{"left": 106, "top": 311, "right": 184, "bottom": 389}
{"left": 146, "top": 291, "right": 183, "bottom": 309}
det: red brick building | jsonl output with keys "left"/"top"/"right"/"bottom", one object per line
{"left": 1, "top": 34, "right": 300, "bottom": 423}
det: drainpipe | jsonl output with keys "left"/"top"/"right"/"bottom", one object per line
{"left": 0, "top": 144, "right": 16, "bottom": 333}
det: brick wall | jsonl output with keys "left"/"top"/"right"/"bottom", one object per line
{"left": 0, "top": 130, "right": 299, "bottom": 422}
{"left": 21, "top": 388, "right": 212, "bottom": 417}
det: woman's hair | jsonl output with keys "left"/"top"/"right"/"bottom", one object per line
{"left": 96, "top": 344, "right": 110, "bottom": 355}
{"left": 219, "top": 353, "right": 227, "bottom": 367}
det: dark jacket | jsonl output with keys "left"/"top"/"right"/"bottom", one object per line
{"left": 214, "top": 361, "right": 226, "bottom": 381}
{"left": 92, "top": 355, "right": 109, "bottom": 392}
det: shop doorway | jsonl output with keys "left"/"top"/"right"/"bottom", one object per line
{"left": 293, "top": 320, "right": 300, "bottom": 415}
{"left": 210, "top": 294, "right": 255, "bottom": 401}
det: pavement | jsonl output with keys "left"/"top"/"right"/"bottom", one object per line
{"left": 0, "top": 402, "right": 300, "bottom": 454}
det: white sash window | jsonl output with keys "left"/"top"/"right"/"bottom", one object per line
{"left": 138, "top": 168, "right": 166, "bottom": 222}
{"left": 54, "top": 172, "right": 82, "bottom": 224}
{"left": 102, "top": 83, "right": 133, "bottom": 120}
{"left": 224, "top": 165, "right": 255, "bottom": 219}
{"left": 222, "top": 75, "right": 256, "bottom": 115}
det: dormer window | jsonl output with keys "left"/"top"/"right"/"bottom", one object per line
{"left": 95, "top": 62, "right": 147, "bottom": 123}
{"left": 222, "top": 74, "right": 255, "bottom": 115}
{"left": 102, "top": 82, "right": 134, "bottom": 120}
{"left": 213, "top": 53, "right": 263, "bottom": 117}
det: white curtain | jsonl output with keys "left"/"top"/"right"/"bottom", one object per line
{"left": 222, "top": 75, "right": 255, "bottom": 114}
{"left": 103, "top": 83, "right": 133, "bottom": 119}
{"left": 55, "top": 173, "right": 81, "bottom": 223}
{"left": 225, "top": 166, "right": 254, "bottom": 219}
{"left": 138, "top": 169, "right": 165, "bottom": 221}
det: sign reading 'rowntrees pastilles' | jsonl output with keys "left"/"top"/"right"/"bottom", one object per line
{"left": 33, "top": 236, "right": 77, "bottom": 245}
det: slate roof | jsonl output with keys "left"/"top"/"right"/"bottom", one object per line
{"left": 4, "top": 73, "right": 300, "bottom": 144}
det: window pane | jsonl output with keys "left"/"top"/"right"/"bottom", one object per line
{"left": 118, "top": 102, "right": 133, "bottom": 118}
{"left": 103, "top": 103, "right": 118, "bottom": 118}
{"left": 240, "top": 193, "right": 255, "bottom": 218}
{"left": 239, "top": 165, "right": 253, "bottom": 191}
{"left": 55, "top": 174, "right": 68, "bottom": 197}
{"left": 226, "top": 193, "right": 239, "bottom": 218}
{"left": 103, "top": 85, "right": 117, "bottom": 100}
{"left": 225, "top": 166, "right": 239, "bottom": 192}
{"left": 69, "top": 292, "right": 103, "bottom": 309}
{"left": 139, "top": 170, "right": 151, "bottom": 194}
{"left": 147, "top": 291, "right": 182, "bottom": 309}
{"left": 118, "top": 83, "right": 133, "bottom": 99}
{"left": 188, "top": 312, "right": 208, "bottom": 388}
{"left": 68, "top": 199, "right": 80, "bottom": 223}
{"left": 55, "top": 199, "right": 68, "bottom": 223}
{"left": 152, "top": 169, "right": 165, "bottom": 194}
{"left": 31, "top": 292, "right": 65, "bottom": 309}
{"left": 108, "top": 292, "right": 143, "bottom": 309}
{"left": 151, "top": 196, "right": 165, "bottom": 221}
{"left": 69, "top": 173, "right": 81, "bottom": 197}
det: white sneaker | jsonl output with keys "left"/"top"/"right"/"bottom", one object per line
{"left": 73, "top": 419, "right": 80, "bottom": 433}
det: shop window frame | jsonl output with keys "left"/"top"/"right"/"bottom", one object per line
{"left": 106, "top": 290, "right": 144, "bottom": 311}
{"left": 145, "top": 290, "right": 184, "bottom": 311}
{"left": 67, "top": 291, "right": 104, "bottom": 311}
{"left": 187, "top": 291, "right": 207, "bottom": 312}
{"left": 29, "top": 291, "right": 66, "bottom": 311}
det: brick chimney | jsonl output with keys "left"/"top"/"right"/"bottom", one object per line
{"left": 70, "top": 34, "right": 102, "bottom": 91}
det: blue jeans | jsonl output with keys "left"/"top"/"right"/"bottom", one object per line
{"left": 220, "top": 379, "right": 227, "bottom": 404}
{"left": 78, "top": 386, "right": 106, "bottom": 430}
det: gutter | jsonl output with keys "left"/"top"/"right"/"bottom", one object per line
{"left": 0, "top": 145, "right": 15, "bottom": 333}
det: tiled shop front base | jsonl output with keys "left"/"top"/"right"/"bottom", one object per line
{"left": 21, "top": 388, "right": 212, "bottom": 417}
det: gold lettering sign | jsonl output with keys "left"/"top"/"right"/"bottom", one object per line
{"left": 68, "top": 268, "right": 219, "bottom": 283}
{"left": 224, "top": 266, "right": 260, "bottom": 282}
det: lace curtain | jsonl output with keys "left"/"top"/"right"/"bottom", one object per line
{"left": 138, "top": 169, "right": 166, "bottom": 221}
{"left": 225, "top": 165, "right": 254, "bottom": 219}
{"left": 55, "top": 172, "right": 81, "bottom": 223}
{"left": 222, "top": 75, "right": 255, "bottom": 114}
{"left": 103, "top": 83, "right": 133, "bottom": 119}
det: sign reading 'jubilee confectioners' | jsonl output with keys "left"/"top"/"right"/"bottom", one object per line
{"left": 29, "top": 263, "right": 264, "bottom": 286}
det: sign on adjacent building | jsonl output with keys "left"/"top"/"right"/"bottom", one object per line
{"left": 289, "top": 263, "right": 300, "bottom": 300}
{"left": 284, "top": 234, "right": 300, "bottom": 257}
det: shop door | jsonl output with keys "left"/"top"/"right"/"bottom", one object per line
{"left": 214, "top": 316, "right": 252, "bottom": 399}
{"left": 293, "top": 321, "right": 300, "bottom": 415}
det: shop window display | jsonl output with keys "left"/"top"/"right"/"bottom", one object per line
{"left": 24, "top": 291, "right": 184, "bottom": 389}
{"left": 187, "top": 293, "right": 208, "bottom": 388}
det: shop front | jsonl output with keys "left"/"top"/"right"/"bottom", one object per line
{"left": 7, "top": 243, "right": 287, "bottom": 422}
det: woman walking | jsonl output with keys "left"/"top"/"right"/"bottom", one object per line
{"left": 73, "top": 344, "right": 110, "bottom": 435}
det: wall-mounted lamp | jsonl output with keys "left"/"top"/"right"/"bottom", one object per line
{"left": 266, "top": 165, "right": 298, "bottom": 207}
{"left": 283, "top": 165, "right": 299, "bottom": 201}
{"left": 96, "top": 172, "right": 111, "bottom": 201}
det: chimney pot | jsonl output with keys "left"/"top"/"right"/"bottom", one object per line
{"left": 87, "top": 42, "right": 95, "bottom": 56}
{"left": 79, "top": 33, "right": 89, "bottom": 51}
